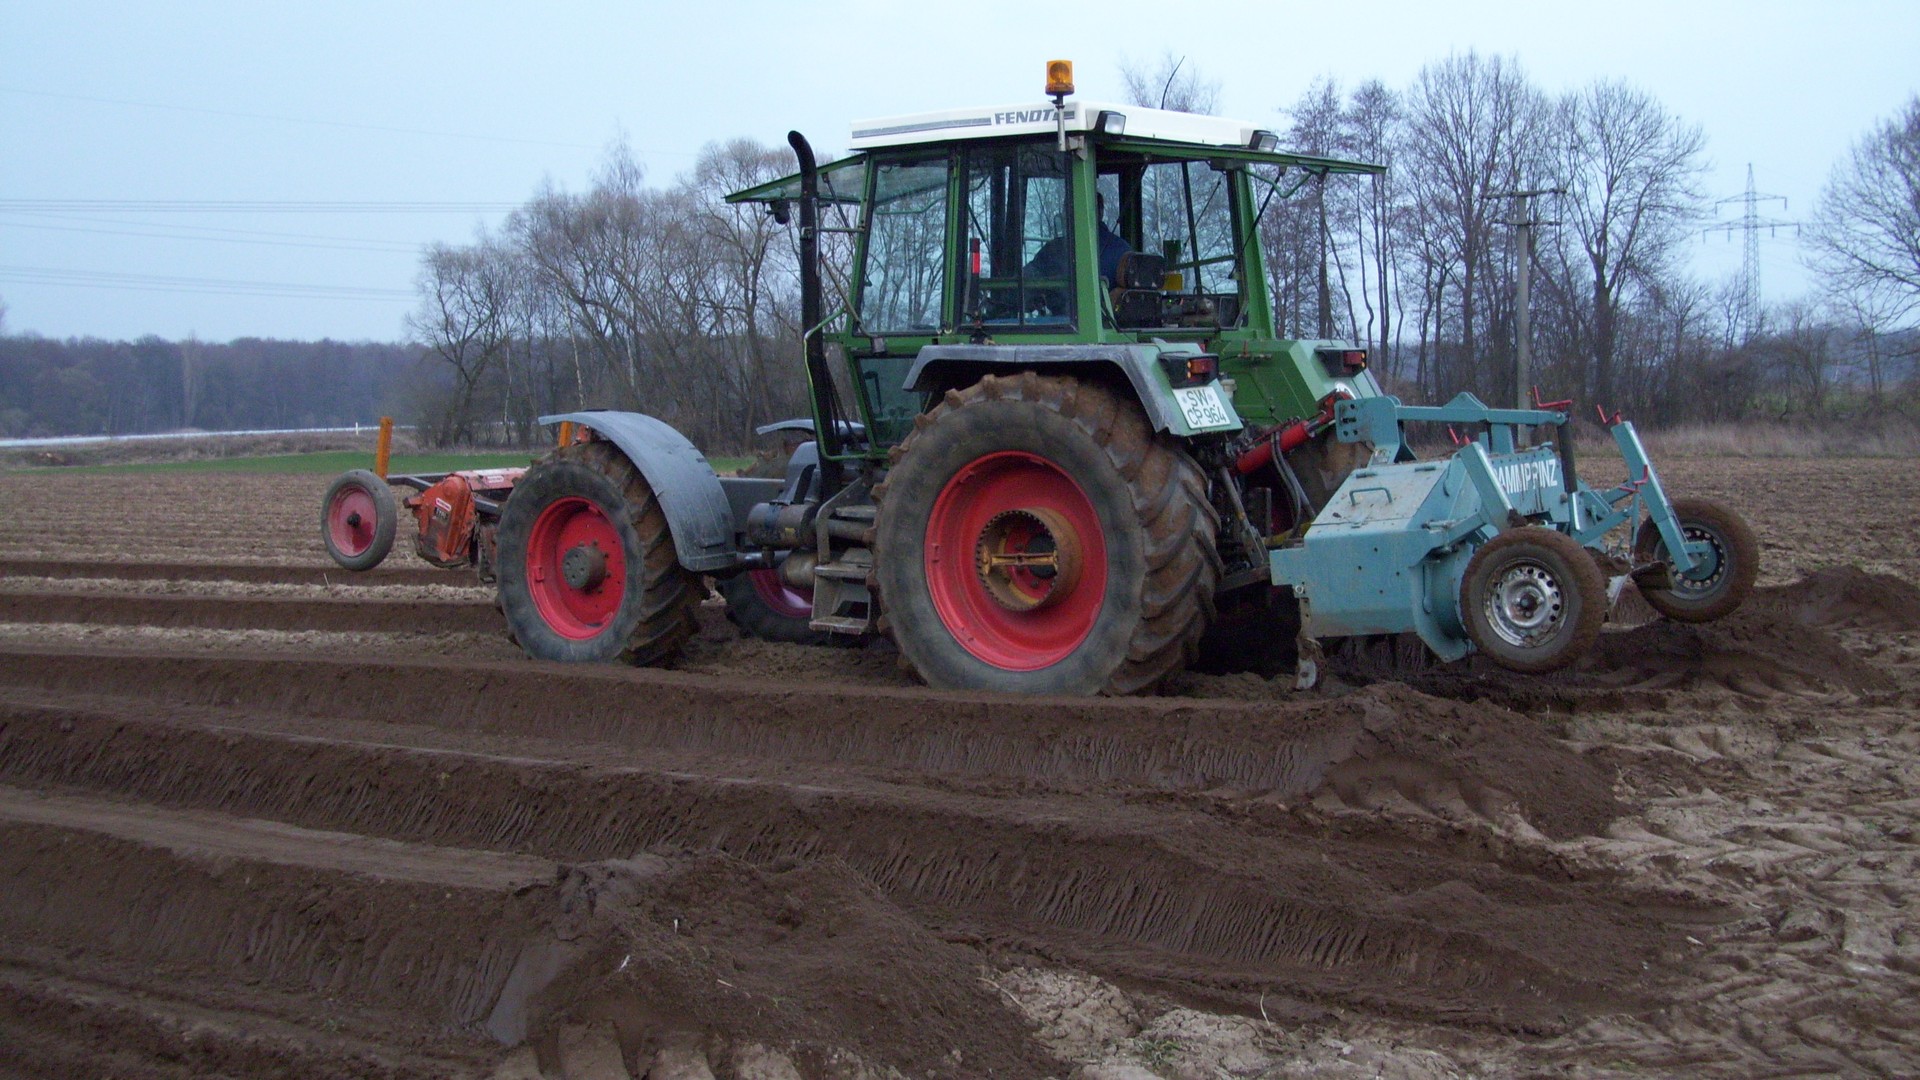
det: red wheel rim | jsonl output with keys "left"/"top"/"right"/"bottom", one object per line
{"left": 925, "top": 451, "right": 1107, "bottom": 671}
{"left": 748, "top": 568, "right": 813, "bottom": 619}
{"left": 524, "top": 496, "right": 627, "bottom": 640}
{"left": 326, "top": 483, "right": 379, "bottom": 556}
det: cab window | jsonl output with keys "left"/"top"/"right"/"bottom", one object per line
{"left": 859, "top": 154, "right": 949, "bottom": 333}
{"left": 1100, "top": 156, "right": 1246, "bottom": 329}
{"left": 957, "top": 144, "right": 1075, "bottom": 329}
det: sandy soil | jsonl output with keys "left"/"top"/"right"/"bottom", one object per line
{"left": 0, "top": 456, "right": 1915, "bottom": 1078}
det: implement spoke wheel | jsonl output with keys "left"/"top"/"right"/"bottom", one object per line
{"left": 1634, "top": 497, "right": 1758, "bottom": 624}
{"left": 1462, "top": 527, "right": 1606, "bottom": 674}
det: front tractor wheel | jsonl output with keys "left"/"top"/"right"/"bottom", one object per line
{"left": 1462, "top": 527, "right": 1607, "bottom": 675}
{"left": 1634, "top": 497, "right": 1758, "bottom": 624}
{"left": 495, "top": 442, "right": 699, "bottom": 665}
{"left": 873, "top": 373, "right": 1220, "bottom": 695}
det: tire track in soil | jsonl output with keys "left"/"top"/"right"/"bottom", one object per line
{"left": 0, "top": 557, "right": 467, "bottom": 588}
{"left": 0, "top": 590, "right": 500, "bottom": 634}
{"left": 0, "top": 788, "right": 1074, "bottom": 1079}
{"left": 0, "top": 642, "right": 1620, "bottom": 838}
{"left": 0, "top": 696, "right": 1693, "bottom": 1032}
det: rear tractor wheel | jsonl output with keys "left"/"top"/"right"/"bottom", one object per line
{"left": 1462, "top": 527, "right": 1607, "bottom": 674}
{"left": 872, "top": 373, "right": 1220, "bottom": 695}
{"left": 1634, "top": 497, "right": 1757, "bottom": 623}
{"left": 321, "top": 468, "right": 398, "bottom": 571}
{"left": 494, "top": 441, "right": 700, "bottom": 665}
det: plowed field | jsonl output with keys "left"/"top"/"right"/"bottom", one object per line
{"left": 0, "top": 457, "right": 1916, "bottom": 1079}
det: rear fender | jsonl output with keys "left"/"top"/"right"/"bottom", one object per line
{"left": 904, "top": 343, "right": 1242, "bottom": 437}
{"left": 539, "top": 410, "right": 739, "bottom": 572}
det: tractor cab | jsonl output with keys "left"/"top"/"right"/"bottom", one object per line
{"left": 725, "top": 88, "right": 1386, "bottom": 451}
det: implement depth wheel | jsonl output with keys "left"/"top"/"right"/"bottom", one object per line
{"left": 1634, "top": 497, "right": 1758, "bottom": 624}
{"left": 1462, "top": 527, "right": 1606, "bottom": 674}
{"left": 320, "top": 468, "right": 397, "bottom": 571}
{"left": 495, "top": 441, "right": 699, "bottom": 665}
{"left": 873, "top": 372, "right": 1219, "bottom": 695}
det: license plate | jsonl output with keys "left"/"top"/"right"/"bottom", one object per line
{"left": 1172, "top": 384, "right": 1233, "bottom": 429}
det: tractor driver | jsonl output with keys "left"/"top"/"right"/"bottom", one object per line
{"left": 1024, "top": 193, "right": 1131, "bottom": 287}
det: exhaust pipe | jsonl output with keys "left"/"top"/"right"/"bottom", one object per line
{"left": 787, "top": 131, "right": 844, "bottom": 481}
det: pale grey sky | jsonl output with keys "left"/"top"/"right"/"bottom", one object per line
{"left": 2, "top": 0, "right": 1915, "bottom": 341}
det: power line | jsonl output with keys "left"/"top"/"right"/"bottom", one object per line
{"left": 0, "top": 85, "right": 601, "bottom": 152}
{"left": 0, "top": 209, "right": 435, "bottom": 248}
{"left": 1704, "top": 164, "right": 1800, "bottom": 340}
{"left": 0, "top": 219, "right": 421, "bottom": 255}
{"left": 0, "top": 264, "right": 414, "bottom": 301}
{"left": 0, "top": 198, "right": 522, "bottom": 214}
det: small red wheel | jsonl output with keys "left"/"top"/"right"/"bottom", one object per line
{"left": 522, "top": 496, "right": 628, "bottom": 640}
{"left": 924, "top": 451, "right": 1108, "bottom": 671}
{"left": 320, "top": 468, "right": 397, "bottom": 571}
{"left": 748, "top": 568, "right": 813, "bottom": 619}
{"left": 718, "top": 566, "right": 841, "bottom": 646}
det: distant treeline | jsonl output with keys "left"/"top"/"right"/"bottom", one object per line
{"left": 0, "top": 336, "right": 416, "bottom": 439}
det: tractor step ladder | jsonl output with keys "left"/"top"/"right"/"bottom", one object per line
{"left": 811, "top": 546, "right": 875, "bottom": 634}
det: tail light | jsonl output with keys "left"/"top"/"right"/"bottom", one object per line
{"left": 1315, "top": 348, "right": 1368, "bottom": 376}
{"left": 1162, "top": 353, "right": 1219, "bottom": 388}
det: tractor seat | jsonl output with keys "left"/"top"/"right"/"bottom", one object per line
{"left": 1109, "top": 252, "right": 1167, "bottom": 327}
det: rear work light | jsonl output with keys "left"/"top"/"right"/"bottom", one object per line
{"left": 1162, "top": 353, "right": 1219, "bottom": 388}
{"left": 1315, "top": 348, "right": 1368, "bottom": 376}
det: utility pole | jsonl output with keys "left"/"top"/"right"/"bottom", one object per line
{"left": 1704, "top": 164, "right": 1798, "bottom": 341}
{"left": 1485, "top": 188, "right": 1563, "bottom": 411}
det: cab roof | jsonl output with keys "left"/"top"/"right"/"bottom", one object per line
{"left": 725, "top": 98, "right": 1382, "bottom": 205}
{"left": 853, "top": 98, "right": 1268, "bottom": 151}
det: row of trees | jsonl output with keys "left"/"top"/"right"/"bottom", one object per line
{"left": 406, "top": 141, "right": 812, "bottom": 450}
{"left": 411, "top": 53, "right": 1913, "bottom": 446}
{"left": 1239, "top": 53, "right": 1918, "bottom": 423}
{"left": 0, "top": 333, "right": 411, "bottom": 439}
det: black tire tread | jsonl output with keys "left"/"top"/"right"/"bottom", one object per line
{"left": 874, "top": 372, "right": 1220, "bottom": 695}
{"left": 498, "top": 441, "right": 699, "bottom": 666}
{"left": 1634, "top": 497, "right": 1758, "bottom": 624}
{"left": 1462, "top": 526, "right": 1606, "bottom": 675}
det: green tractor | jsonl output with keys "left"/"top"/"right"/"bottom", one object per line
{"left": 492, "top": 64, "right": 1755, "bottom": 695}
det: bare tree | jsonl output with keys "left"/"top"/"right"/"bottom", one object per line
{"left": 1806, "top": 95, "right": 1920, "bottom": 325}
{"left": 180, "top": 333, "right": 203, "bottom": 429}
{"left": 1119, "top": 52, "right": 1220, "bottom": 114}
{"left": 407, "top": 238, "right": 514, "bottom": 444}
{"left": 1553, "top": 80, "right": 1707, "bottom": 404}
{"left": 1400, "top": 52, "right": 1545, "bottom": 398}
{"left": 1284, "top": 79, "right": 1348, "bottom": 339}
{"left": 1344, "top": 81, "right": 1403, "bottom": 372}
